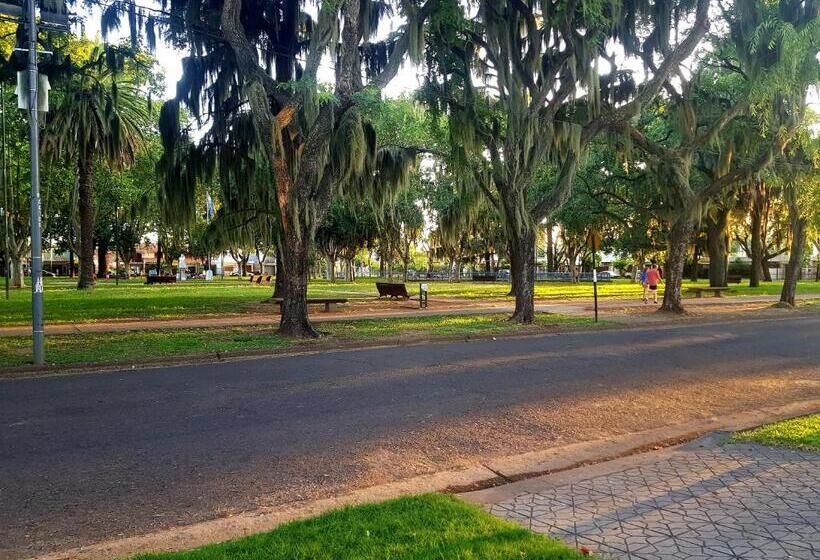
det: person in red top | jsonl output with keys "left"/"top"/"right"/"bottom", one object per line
{"left": 645, "top": 263, "right": 663, "bottom": 304}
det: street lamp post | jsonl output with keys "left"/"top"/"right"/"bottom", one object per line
{"left": 27, "top": 0, "right": 44, "bottom": 364}
{"left": 115, "top": 206, "right": 120, "bottom": 286}
{"left": 1, "top": 81, "right": 8, "bottom": 300}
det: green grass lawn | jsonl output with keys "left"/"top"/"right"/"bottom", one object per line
{"left": 0, "top": 312, "right": 603, "bottom": 369}
{"left": 133, "top": 494, "right": 585, "bottom": 560}
{"left": 731, "top": 414, "right": 820, "bottom": 451}
{"left": 1, "top": 276, "right": 817, "bottom": 326}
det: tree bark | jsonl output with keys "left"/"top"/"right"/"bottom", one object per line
{"left": 10, "top": 257, "right": 23, "bottom": 288}
{"left": 546, "top": 222, "right": 556, "bottom": 272}
{"left": 749, "top": 182, "right": 768, "bottom": 288}
{"left": 706, "top": 209, "right": 729, "bottom": 287}
{"left": 155, "top": 240, "right": 163, "bottom": 275}
{"left": 689, "top": 242, "right": 699, "bottom": 282}
{"left": 278, "top": 230, "right": 317, "bottom": 337}
{"left": 779, "top": 188, "right": 806, "bottom": 307}
{"left": 661, "top": 217, "right": 693, "bottom": 313}
{"left": 77, "top": 147, "right": 96, "bottom": 289}
{"left": 273, "top": 249, "right": 284, "bottom": 298}
{"left": 97, "top": 238, "right": 109, "bottom": 279}
{"left": 509, "top": 228, "right": 535, "bottom": 323}
{"left": 506, "top": 238, "right": 516, "bottom": 296}
{"left": 326, "top": 256, "right": 336, "bottom": 282}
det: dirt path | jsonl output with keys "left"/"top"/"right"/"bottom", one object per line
{"left": 1, "top": 294, "right": 815, "bottom": 337}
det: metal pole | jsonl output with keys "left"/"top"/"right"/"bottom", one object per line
{"left": 115, "top": 206, "right": 120, "bottom": 286}
{"left": 1, "top": 81, "right": 9, "bottom": 300}
{"left": 27, "top": 0, "right": 44, "bottom": 364}
{"left": 592, "top": 249, "right": 598, "bottom": 323}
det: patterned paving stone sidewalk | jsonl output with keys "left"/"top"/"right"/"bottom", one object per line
{"left": 485, "top": 439, "right": 819, "bottom": 559}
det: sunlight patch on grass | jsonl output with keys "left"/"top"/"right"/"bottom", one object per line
{"left": 1, "top": 277, "right": 816, "bottom": 326}
{"left": 0, "top": 313, "right": 602, "bottom": 369}
{"left": 731, "top": 414, "right": 820, "bottom": 451}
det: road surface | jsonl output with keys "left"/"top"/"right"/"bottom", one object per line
{"left": 1, "top": 315, "right": 819, "bottom": 559}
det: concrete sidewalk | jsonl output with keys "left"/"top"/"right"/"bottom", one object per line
{"left": 1, "top": 293, "right": 815, "bottom": 337}
{"left": 466, "top": 434, "right": 819, "bottom": 559}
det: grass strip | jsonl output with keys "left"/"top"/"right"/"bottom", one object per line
{"left": 0, "top": 313, "right": 605, "bottom": 369}
{"left": 133, "top": 494, "right": 585, "bottom": 560}
{"left": 731, "top": 414, "right": 820, "bottom": 451}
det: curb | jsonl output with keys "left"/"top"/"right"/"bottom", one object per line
{"left": 25, "top": 398, "right": 820, "bottom": 560}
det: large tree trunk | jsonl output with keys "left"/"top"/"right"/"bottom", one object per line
{"left": 326, "top": 256, "right": 336, "bottom": 282}
{"left": 273, "top": 249, "right": 284, "bottom": 298}
{"left": 279, "top": 231, "right": 317, "bottom": 337}
{"left": 77, "top": 148, "right": 96, "bottom": 289}
{"left": 97, "top": 238, "right": 109, "bottom": 279}
{"left": 506, "top": 238, "right": 516, "bottom": 296}
{"left": 568, "top": 259, "right": 579, "bottom": 284}
{"left": 749, "top": 182, "right": 768, "bottom": 288}
{"left": 155, "top": 240, "right": 163, "bottom": 275}
{"left": 508, "top": 228, "right": 535, "bottom": 323}
{"left": 546, "top": 222, "right": 556, "bottom": 272}
{"left": 661, "top": 216, "right": 693, "bottom": 313}
{"left": 779, "top": 188, "right": 806, "bottom": 307}
{"left": 706, "top": 209, "right": 729, "bottom": 287}
{"left": 689, "top": 242, "right": 699, "bottom": 282}
{"left": 10, "top": 257, "right": 23, "bottom": 288}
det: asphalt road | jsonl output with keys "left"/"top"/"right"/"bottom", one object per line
{"left": 2, "top": 315, "right": 819, "bottom": 559}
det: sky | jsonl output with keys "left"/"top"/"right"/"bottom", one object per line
{"left": 79, "top": 3, "right": 423, "bottom": 101}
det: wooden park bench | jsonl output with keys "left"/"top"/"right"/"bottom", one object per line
{"left": 471, "top": 273, "right": 497, "bottom": 282}
{"left": 270, "top": 297, "right": 348, "bottom": 312}
{"left": 376, "top": 282, "right": 411, "bottom": 300}
{"left": 145, "top": 275, "right": 176, "bottom": 285}
{"left": 685, "top": 286, "right": 731, "bottom": 298}
{"left": 727, "top": 275, "right": 742, "bottom": 284}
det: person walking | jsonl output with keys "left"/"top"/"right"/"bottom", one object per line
{"left": 646, "top": 262, "right": 662, "bottom": 304}
{"left": 640, "top": 263, "right": 650, "bottom": 303}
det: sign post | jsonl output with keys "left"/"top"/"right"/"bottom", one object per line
{"left": 587, "top": 229, "right": 601, "bottom": 324}
{"left": 419, "top": 283, "right": 428, "bottom": 309}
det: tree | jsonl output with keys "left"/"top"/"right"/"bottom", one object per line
{"left": 42, "top": 43, "right": 150, "bottom": 289}
{"left": 779, "top": 132, "right": 819, "bottom": 306}
{"left": 138, "top": 0, "right": 438, "bottom": 337}
{"left": 610, "top": 0, "right": 818, "bottom": 311}
{"left": 421, "top": 0, "right": 709, "bottom": 322}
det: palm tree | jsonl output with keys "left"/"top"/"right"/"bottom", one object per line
{"left": 43, "top": 45, "right": 148, "bottom": 289}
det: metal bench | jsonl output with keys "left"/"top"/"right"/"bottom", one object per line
{"left": 270, "top": 298, "right": 348, "bottom": 312}
{"left": 685, "top": 286, "right": 731, "bottom": 298}
{"left": 376, "top": 282, "right": 410, "bottom": 300}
